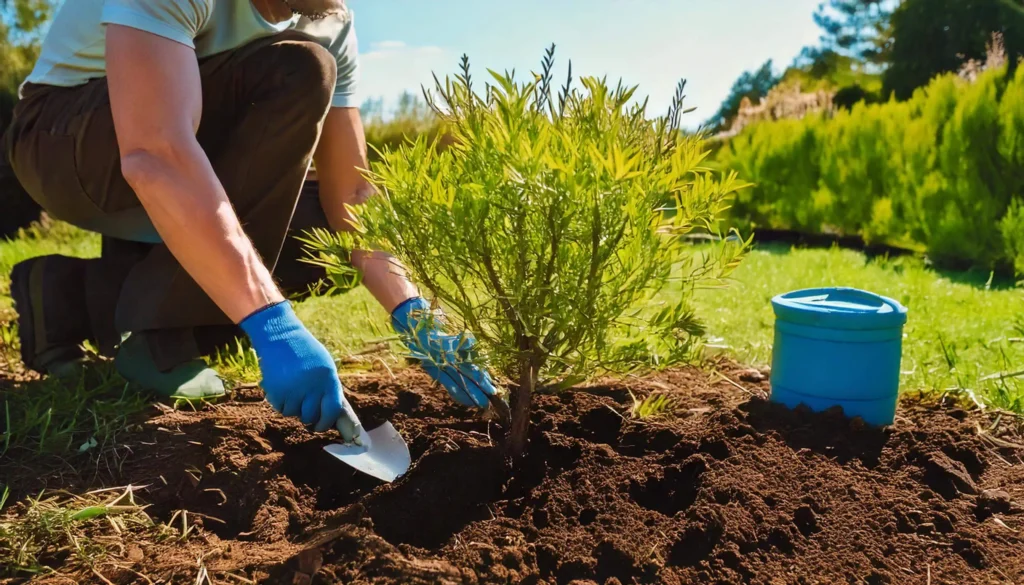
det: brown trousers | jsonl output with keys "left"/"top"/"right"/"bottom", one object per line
{"left": 2, "top": 31, "right": 337, "bottom": 369}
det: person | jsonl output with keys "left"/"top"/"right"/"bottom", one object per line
{"left": 0, "top": 0, "right": 498, "bottom": 444}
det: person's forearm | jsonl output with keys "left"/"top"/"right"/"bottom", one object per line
{"left": 314, "top": 107, "right": 418, "bottom": 313}
{"left": 313, "top": 107, "right": 373, "bottom": 233}
{"left": 121, "top": 139, "right": 283, "bottom": 323}
{"left": 349, "top": 249, "right": 418, "bottom": 313}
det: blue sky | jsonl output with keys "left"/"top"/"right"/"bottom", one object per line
{"left": 346, "top": 0, "right": 823, "bottom": 128}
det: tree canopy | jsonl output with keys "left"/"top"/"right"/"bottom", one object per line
{"left": 883, "top": 0, "right": 1024, "bottom": 99}
{"left": 705, "top": 60, "right": 780, "bottom": 132}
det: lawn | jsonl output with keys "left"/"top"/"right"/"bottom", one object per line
{"left": 692, "top": 245, "right": 1024, "bottom": 412}
{"left": 2, "top": 221, "right": 1022, "bottom": 413}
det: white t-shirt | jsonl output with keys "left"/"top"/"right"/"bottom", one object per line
{"left": 23, "top": 0, "right": 360, "bottom": 108}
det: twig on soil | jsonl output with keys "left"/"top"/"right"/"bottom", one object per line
{"left": 372, "top": 355, "right": 396, "bottom": 379}
{"left": 991, "top": 516, "right": 1017, "bottom": 532}
{"left": 926, "top": 564, "right": 931, "bottom": 585}
{"left": 220, "top": 572, "right": 256, "bottom": 584}
{"left": 986, "top": 446, "right": 1013, "bottom": 467}
{"left": 714, "top": 371, "right": 768, "bottom": 399}
{"left": 203, "top": 488, "right": 228, "bottom": 506}
{"left": 976, "top": 422, "right": 1024, "bottom": 450}
{"left": 91, "top": 568, "right": 115, "bottom": 585}
{"left": 189, "top": 511, "right": 227, "bottom": 525}
{"left": 194, "top": 563, "right": 211, "bottom": 585}
{"left": 122, "top": 567, "right": 155, "bottom": 585}
{"left": 85, "top": 484, "right": 150, "bottom": 496}
{"left": 990, "top": 413, "right": 1003, "bottom": 433}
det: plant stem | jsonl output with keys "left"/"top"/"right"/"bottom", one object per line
{"left": 509, "top": 354, "right": 537, "bottom": 458}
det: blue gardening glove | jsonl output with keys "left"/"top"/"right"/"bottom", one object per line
{"left": 240, "top": 301, "right": 363, "bottom": 442}
{"left": 391, "top": 297, "right": 497, "bottom": 409}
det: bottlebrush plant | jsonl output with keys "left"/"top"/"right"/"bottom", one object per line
{"left": 308, "top": 46, "right": 751, "bottom": 456}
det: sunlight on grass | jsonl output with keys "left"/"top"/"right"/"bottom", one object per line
{"left": 0, "top": 485, "right": 186, "bottom": 579}
{"left": 2, "top": 220, "right": 1022, "bottom": 459}
{"left": 692, "top": 244, "right": 1024, "bottom": 411}
{"left": 294, "top": 287, "right": 400, "bottom": 363}
{"left": 0, "top": 361, "right": 145, "bottom": 458}
{"left": 0, "top": 220, "right": 100, "bottom": 311}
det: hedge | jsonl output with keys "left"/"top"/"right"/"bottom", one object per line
{"left": 714, "top": 65, "right": 1024, "bottom": 276}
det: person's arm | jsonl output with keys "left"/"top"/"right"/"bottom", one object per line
{"left": 103, "top": 13, "right": 361, "bottom": 439}
{"left": 105, "top": 25, "right": 283, "bottom": 323}
{"left": 313, "top": 108, "right": 499, "bottom": 410}
{"left": 313, "top": 106, "right": 418, "bottom": 313}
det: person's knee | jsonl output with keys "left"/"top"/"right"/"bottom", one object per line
{"left": 270, "top": 38, "right": 338, "bottom": 114}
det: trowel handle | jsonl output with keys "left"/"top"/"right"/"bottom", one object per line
{"left": 336, "top": 395, "right": 367, "bottom": 446}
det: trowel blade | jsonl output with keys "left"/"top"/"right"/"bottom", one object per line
{"left": 323, "top": 421, "right": 410, "bottom": 483}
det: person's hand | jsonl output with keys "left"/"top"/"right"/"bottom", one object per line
{"left": 240, "top": 301, "right": 363, "bottom": 442}
{"left": 391, "top": 297, "right": 497, "bottom": 409}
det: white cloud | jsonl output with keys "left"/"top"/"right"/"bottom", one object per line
{"left": 357, "top": 42, "right": 452, "bottom": 114}
{"left": 370, "top": 40, "right": 409, "bottom": 51}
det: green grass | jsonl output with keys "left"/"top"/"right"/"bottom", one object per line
{"left": 0, "top": 219, "right": 1022, "bottom": 578}
{"left": 692, "top": 244, "right": 1024, "bottom": 411}
{"left": 0, "top": 360, "right": 148, "bottom": 459}
{"left": 0, "top": 485, "right": 187, "bottom": 578}
{"left": 1, "top": 223, "right": 1022, "bottom": 467}
{"left": 0, "top": 219, "right": 100, "bottom": 311}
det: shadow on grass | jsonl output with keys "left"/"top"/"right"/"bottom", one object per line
{"left": 751, "top": 238, "right": 1019, "bottom": 292}
{"left": 0, "top": 361, "right": 152, "bottom": 493}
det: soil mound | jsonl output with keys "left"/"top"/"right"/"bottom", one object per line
{"left": 2, "top": 366, "right": 1022, "bottom": 584}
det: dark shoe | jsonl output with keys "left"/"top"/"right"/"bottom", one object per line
{"left": 10, "top": 255, "right": 91, "bottom": 375}
{"left": 114, "top": 332, "right": 226, "bottom": 401}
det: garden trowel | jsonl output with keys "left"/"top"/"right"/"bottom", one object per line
{"left": 323, "top": 421, "right": 411, "bottom": 483}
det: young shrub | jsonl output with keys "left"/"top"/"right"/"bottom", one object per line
{"left": 330, "top": 49, "right": 750, "bottom": 455}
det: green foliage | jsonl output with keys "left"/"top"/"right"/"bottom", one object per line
{"left": 360, "top": 91, "right": 446, "bottom": 162}
{"left": 0, "top": 361, "right": 146, "bottom": 457}
{"left": 717, "top": 117, "right": 824, "bottom": 233}
{"left": 706, "top": 59, "right": 781, "bottom": 132}
{"left": 206, "top": 338, "right": 261, "bottom": 386}
{"left": 811, "top": 0, "right": 893, "bottom": 65}
{"left": 0, "top": 0, "right": 53, "bottom": 130}
{"left": 1001, "top": 199, "right": 1024, "bottom": 278}
{"left": 293, "top": 226, "right": 364, "bottom": 294}
{"left": 337, "top": 49, "right": 750, "bottom": 398}
{"left": 715, "top": 65, "right": 1024, "bottom": 276}
{"left": 883, "top": 0, "right": 1024, "bottom": 100}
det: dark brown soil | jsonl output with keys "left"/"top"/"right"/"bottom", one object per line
{"left": 2, "top": 364, "right": 1023, "bottom": 585}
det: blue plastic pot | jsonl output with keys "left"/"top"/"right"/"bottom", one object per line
{"left": 769, "top": 287, "right": 908, "bottom": 426}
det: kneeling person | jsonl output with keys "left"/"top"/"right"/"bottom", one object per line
{"left": 2, "top": 0, "right": 498, "bottom": 442}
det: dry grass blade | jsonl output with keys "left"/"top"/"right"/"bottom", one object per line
{"left": 711, "top": 370, "right": 768, "bottom": 399}
{"left": 980, "top": 368, "right": 1024, "bottom": 382}
{"left": 0, "top": 485, "right": 159, "bottom": 579}
{"left": 991, "top": 516, "right": 1017, "bottom": 532}
{"left": 976, "top": 422, "right": 1024, "bottom": 450}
